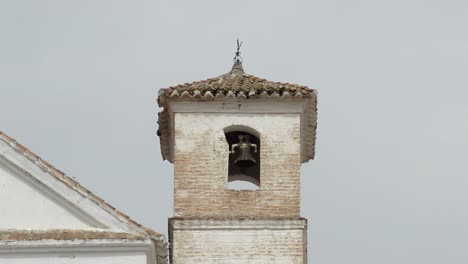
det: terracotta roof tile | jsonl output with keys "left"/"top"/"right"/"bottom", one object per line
{"left": 15, "top": 143, "right": 28, "bottom": 153}
{"left": 157, "top": 62, "right": 314, "bottom": 106}
{"left": 116, "top": 210, "right": 130, "bottom": 219}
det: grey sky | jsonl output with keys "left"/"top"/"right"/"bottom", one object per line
{"left": 1, "top": 0, "right": 468, "bottom": 263}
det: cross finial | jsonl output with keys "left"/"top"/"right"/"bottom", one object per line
{"left": 233, "top": 38, "right": 243, "bottom": 64}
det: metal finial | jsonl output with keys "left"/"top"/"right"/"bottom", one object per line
{"left": 233, "top": 38, "right": 243, "bottom": 64}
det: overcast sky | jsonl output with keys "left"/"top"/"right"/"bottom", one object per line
{"left": 1, "top": 0, "right": 468, "bottom": 263}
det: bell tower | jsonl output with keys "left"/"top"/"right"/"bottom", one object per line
{"left": 157, "top": 50, "right": 317, "bottom": 263}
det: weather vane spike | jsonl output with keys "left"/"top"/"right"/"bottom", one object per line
{"left": 233, "top": 38, "right": 243, "bottom": 64}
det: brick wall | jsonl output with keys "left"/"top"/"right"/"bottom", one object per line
{"left": 169, "top": 218, "right": 307, "bottom": 264}
{"left": 173, "top": 113, "right": 301, "bottom": 218}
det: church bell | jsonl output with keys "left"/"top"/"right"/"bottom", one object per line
{"left": 230, "top": 135, "right": 258, "bottom": 168}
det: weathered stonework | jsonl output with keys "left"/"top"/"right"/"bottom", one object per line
{"left": 174, "top": 112, "right": 301, "bottom": 218}
{"left": 169, "top": 218, "right": 307, "bottom": 264}
{"left": 158, "top": 62, "right": 316, "bottom": 264}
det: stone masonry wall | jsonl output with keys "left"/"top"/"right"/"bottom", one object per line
{"left": 169, "top": 218, "right": 307, "bottom": 264}
{"left": 174, "top": 113, "right": 301, "bottom": 218}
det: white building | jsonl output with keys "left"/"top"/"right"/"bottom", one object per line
{"left": 0, "top": 131, "right": 168, "bottom": 264}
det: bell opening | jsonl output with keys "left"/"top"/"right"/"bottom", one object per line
{"left": 225, "top": 130, "right": 260, "bottom": 189}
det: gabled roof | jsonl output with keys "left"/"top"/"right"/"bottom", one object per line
{"left": 0, "top": 130, "right": 163, "bottom": 241}
{"left": 157, "top": 62, "right": 318, "bottom": 163}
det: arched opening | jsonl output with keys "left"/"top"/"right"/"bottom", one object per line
{"left": 224, "top": 126, "right": 260, "bottom": 190}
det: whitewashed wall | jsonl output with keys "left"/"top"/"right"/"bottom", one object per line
{"left": 0, "top": 251, "right": 147, "bottom": 264}
{"left": 173, "top": 112, "right": 302, "bottom": 218}
{"left": 0, "top": 161, "right": 91, "bottom": 229}
{"left": 0, "top": 252, "right": 147, "bottom": 264}
{"left": 170, "top": 219, "right": 307, "bottom": 264}
{"left": 0, "top": 137, "right": 165, "bottom": 264}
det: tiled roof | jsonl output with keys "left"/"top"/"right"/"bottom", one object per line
{"left": 0, "top": 130, "right": 163, "bottom": 240}
{"left": 158, "top": 62, "right": 314, "bottom": 103}
{"left": 157, "top": 62, "right": 318, "bottom": 163}
{"left": 0, "top": 229, "right": 144, "bottom": 241}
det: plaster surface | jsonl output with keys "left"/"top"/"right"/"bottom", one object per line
{"left": 170, "top": 218, "right": 307, "bottom": 264}
{"left": 173, "top": 112, "right": 302, "bottom": 218}
{"left": 0, "top": 251, "right": 147, "bottom": 264}
{"left": 0, "top": 159, "right": 91, "bottom": 229}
